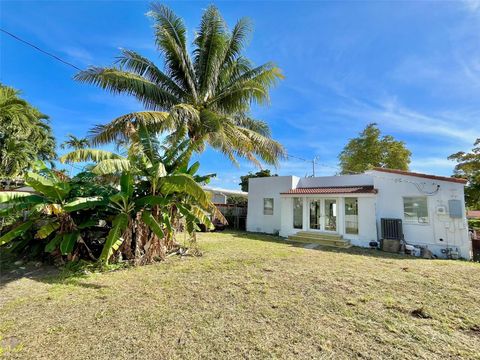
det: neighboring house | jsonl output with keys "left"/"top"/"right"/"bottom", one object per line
{"left": 203, "top": 186, "right": 248, "bottom": 230}
{"left": 0, "top": 179, "right": 30, "bottom": 191}
{"left": 203, "top": 186, "right": 248, "bottom": 205}
{"left": 247, "top": 168, "right": 472, "bottom": 260}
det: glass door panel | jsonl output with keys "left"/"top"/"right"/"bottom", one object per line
{"left": 293, "top": 198, "right": 303, "bottom": 229}
{"left": 309, "top": 200, "right": 321, "bottom": 230}
{"left": 324, "top": 199, "right": 337, "bottom": 232}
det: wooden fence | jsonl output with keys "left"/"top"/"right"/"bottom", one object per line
{"left": 215, "top": 203, "right": 247, "bottom": 230}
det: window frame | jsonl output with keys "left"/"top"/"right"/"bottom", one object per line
{"left": 403, "top": 196, "right": 429, "bottom": 224}
{"left": 344, "top": 197, "right": 359, "bottom": 235}
{"left": 263, "top": 198, "right": 274, "bottom": 215}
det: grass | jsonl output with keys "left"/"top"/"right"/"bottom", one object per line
{"left": 1, "top": 231, "right": 479, "bottom": 359}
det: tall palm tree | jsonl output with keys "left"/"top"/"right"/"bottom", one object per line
{"left": 75, "top": 4, "right": 285, "bottom": 167}
{"left": 60, "top": 134, "right": 90, "bottom": 150}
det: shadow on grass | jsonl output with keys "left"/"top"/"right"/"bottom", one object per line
{"left": 0, "top": 230, "right": 427, "bottom": 290}
{"left": 0, "top": 257, "right": 110, "bottom": 290}
{"left": 222, "top": 229, "right": 422, "bottom": 261}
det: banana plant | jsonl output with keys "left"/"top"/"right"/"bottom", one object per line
{"left": 0, "top": 162, "right": 106, "bottom": 257}
{"left": 60, "top": 125, "right": 223, "bottom": 264}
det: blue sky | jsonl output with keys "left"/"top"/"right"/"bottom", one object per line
{"left": 2, "top": 1, "right": 480, "bottom": 189}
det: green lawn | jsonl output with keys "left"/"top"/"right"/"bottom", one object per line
{"left": 1, "top": 231, "right": 479, "bottom": 359}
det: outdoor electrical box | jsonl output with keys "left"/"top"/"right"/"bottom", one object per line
{"left": 448, "top": 200, "right": 462, "bottom": 218}
{"left": 436, "top": 205, "right": 447, "bottom": 215}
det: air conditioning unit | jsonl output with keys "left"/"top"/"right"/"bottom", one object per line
{"left": 381, "top": 218, "right": 403, "bottom": 240}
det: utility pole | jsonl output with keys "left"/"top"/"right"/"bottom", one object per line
{"left": 312, "top": 156, "right": 320, "bottom": 177}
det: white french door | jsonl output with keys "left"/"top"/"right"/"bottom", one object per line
{"left": 309, "top": 198, "right": 337, "bottom": 232}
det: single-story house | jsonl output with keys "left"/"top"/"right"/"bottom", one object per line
{"left": 203, "top": 186, "right": 248, "bottom": 230}
{"left": 246, "top": 168, "right": 472, "bottom": 260}
{"left": 203, "top": 186, "right": 248, "bottom": 205}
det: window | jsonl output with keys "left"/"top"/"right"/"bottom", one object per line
{"left": 263, "top": 198, "right": 274, "bottom": 215}
{"left": 403, "top": 197, "right": 429, "bottom": 223}
{"left": 293, "top": 197, "right": 303, "bottom": 229}
{"left": 344, "top": 197, "right": 358, "bottom": 234}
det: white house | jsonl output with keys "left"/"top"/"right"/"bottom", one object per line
{"left": 246, "top": 168, "right": 472, "bottom": 260}
{"left": 203, "top": 186, "right": 248, "bottom": 204}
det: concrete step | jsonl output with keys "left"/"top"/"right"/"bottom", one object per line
{"left": 294, "top": 231, "right": 343, "bottom": 240}
{"left": 287, "top": 234, "right": 352, "bottom": 248}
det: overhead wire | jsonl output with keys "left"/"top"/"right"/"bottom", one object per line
{"left": 0, "top": 28, "right": 82, "bottom": 71}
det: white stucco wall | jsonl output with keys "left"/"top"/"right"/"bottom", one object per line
{"left": 246, "top": 171, "right": 471, "bottom": 260}
{"left": 247, "top": 176, "right": 299, "bottom": 234}
{"left": 298, "top": 174, "right": 373, "bottom": 188}
{"left": 370, "top": 170, "right": 471, "bottom": 259}
{"left": 278, "top": 194, "right": 377, "bottom": 246}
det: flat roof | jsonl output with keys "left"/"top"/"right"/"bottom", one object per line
{"left": 371, "top": 168, "right": 467, "bottom": 184}
{"left": 281, "top": 185, "right": 377, "bottom": 195}
{"left": 203, "top": 186, "right": 248, "bottom": 197}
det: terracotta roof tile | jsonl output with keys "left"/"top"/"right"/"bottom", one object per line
{"left": 281, "top": 185, "right": 377, "bottom": 195}
{"left": 467, "top": 210, "right": 480, "bottom": 219}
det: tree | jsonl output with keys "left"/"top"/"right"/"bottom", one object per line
{"left": 60, "top": 134, "right": 90, "bottom": 150}
{"left": 60, "top": 126, "right": 222, "bottom": 264}
{"left": 338, "top": 123, "right": 411, "bottom": 174}
{"left": 226, "top": 195, "right": 248, "bottom": 206}
{"left": 1, "top": 134, "right": 221, "bottom": 265}
{"left": 0, "top": 84, "right": 56, "bottom": 180}
{"left": 239, "top": 169, "right": 277, "bottom": 192}
{"left": 0, "top": 161, "right": 106, "bottom": 260}
{"left": 74, "top": 3, "right": 284, "bottom": 167}
{"left": 448, "top": 138, "right": 480, "bottom": 209}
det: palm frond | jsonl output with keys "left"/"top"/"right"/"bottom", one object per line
{"left": 75, "top": 67, "right": 180, "bottom": 110}
{"left": 193, "top": 5, "right": 227, "bottom": 98}
{"left": 116, "top": 49, "right": 188, "bottom": 99}
{"left": 92, "top": 159, "right": 132, "bottom": 175}
{"left": 137, "top": 123, "right": 161, "bottom": 163}
{"left": 60, "top": 149, "right": 124, "bottom": 163}
{"left": 222, "top": 18, "right": 252, "bottom": 67}
{"left": 233, "top": 115, "right": 271, "bottom": 137}
{"left": 88, "top": 111, "right": 171, "bottom": 146}
{"left": 148, "top": 4, "right": 198, "bottom": 101}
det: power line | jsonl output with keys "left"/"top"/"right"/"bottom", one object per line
{"left": 0, "top": 28, "right": 82, "bottom": 71}
{"left": 286, "top": 154, "right": 309, "bottom": 162}
{"left": 286, "top": 153, "right": 339, "bottom": 176}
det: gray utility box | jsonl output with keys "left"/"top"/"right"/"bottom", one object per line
{"left": 448, "top": 200, "right": 463, "bottom": 218}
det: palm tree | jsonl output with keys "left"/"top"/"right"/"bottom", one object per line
{"left": 0, "top": 84, "right": 56, "bottom": 180}
{"left": 75, "top": 4, "right": 284, "bottom": 167}
{"left": 60, "top": 134, "right": 90, "bottom": 150}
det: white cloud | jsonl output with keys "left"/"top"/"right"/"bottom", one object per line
{"left": 463, "top": 0, "right": 480, "bottom": 12}
{"left": 333, "top": 96, "right": 478, "bottom": 145}
{"left": 60, "top": 46, "right": 94, "bottom": 66}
